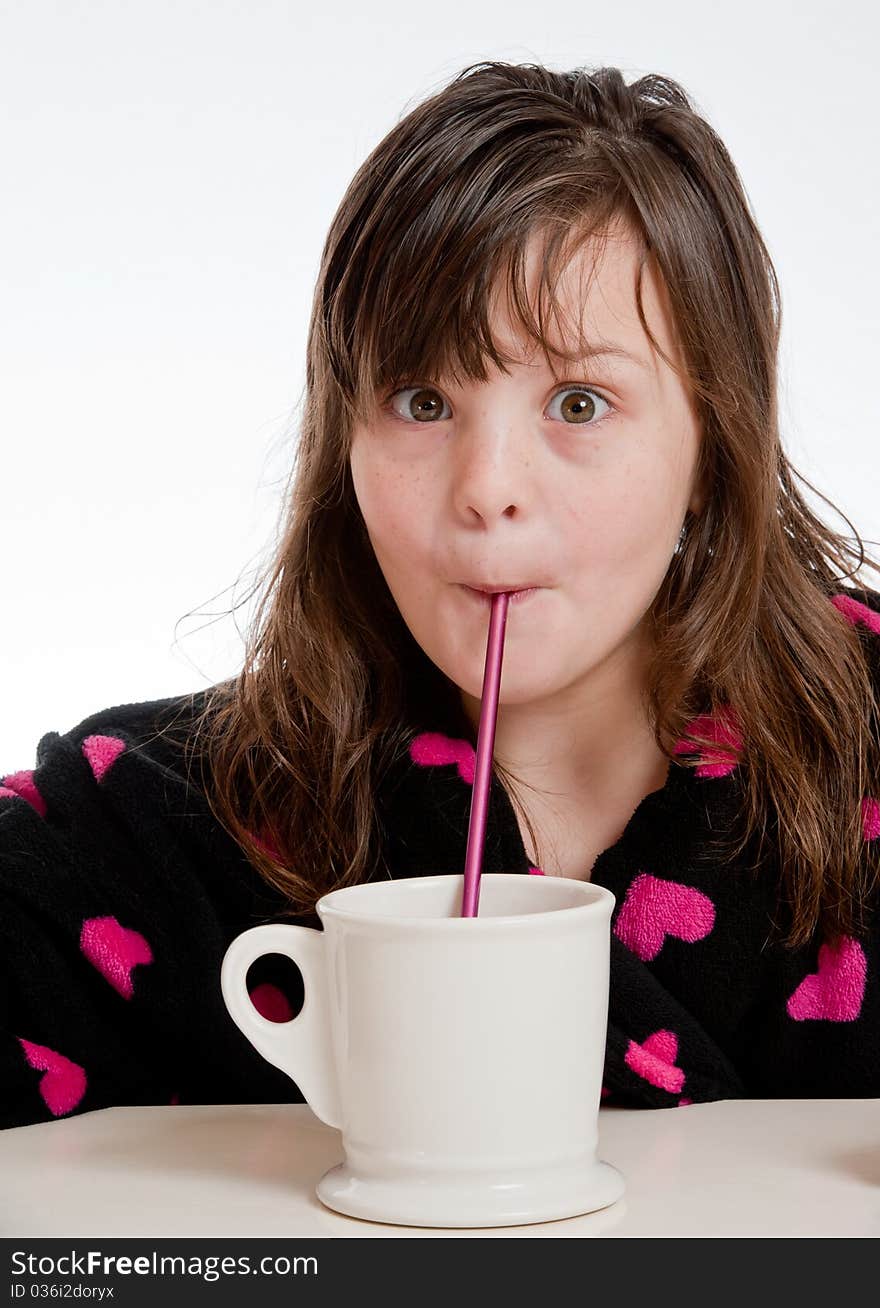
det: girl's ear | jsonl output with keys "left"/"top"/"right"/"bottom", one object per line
{"left": 688, "top": 465, "right": 708, "bottom": 517}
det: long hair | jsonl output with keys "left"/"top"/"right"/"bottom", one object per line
{"left": 162, "top": 61, "right": 880, "bottom": 949}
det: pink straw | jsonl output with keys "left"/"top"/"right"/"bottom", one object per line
{"left": 459, "top": 591, "right": 510, "bottom": 917}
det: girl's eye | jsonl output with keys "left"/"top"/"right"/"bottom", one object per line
{"left": 546, "top": 385, "right": 614, "bottom": 427}
{"left": 385, "top": 386, "right": 453, "bottom": 423}
{"left": 383, "top": 383, "right": 614, "bottom": 427}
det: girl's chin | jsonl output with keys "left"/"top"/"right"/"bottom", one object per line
{"left": 447, "top": 653, "right": 563, "bottom": 706}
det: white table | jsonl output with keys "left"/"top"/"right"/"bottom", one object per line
{"left": 2, "top": 1100, "right": 878, "bottom": 1237}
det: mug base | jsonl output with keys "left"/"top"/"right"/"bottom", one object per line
{"left": 315, "top": 1156, "right": 625, "bottom": 1229}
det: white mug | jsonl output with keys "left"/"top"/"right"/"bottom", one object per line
{"left": 220, "top": 872, "right": 625, "bottom": 1228}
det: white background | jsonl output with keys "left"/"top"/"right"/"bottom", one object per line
{"left": 2, "top": 0, "right": 878, "bottom": 768}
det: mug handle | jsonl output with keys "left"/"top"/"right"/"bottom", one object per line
{"left": 220, "top": 923, "right": 343, "bottom": 1129}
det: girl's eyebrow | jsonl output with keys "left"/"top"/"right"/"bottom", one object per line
{"left": 386, "top": 344, "right": 651, "bottom": 389}
{"left": 568, "top": 344, "right": 651, "bottom": 373}
{"left": 516, "top": 344, "right": 650, "bottom": 378}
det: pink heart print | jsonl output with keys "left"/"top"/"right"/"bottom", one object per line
{"left": 830, "top": 592, "right": 880, "bottom": 636}
{"left": 248, "top": 981, "right": 295, "bottom": 1023}
{"left": 624, "top": 1029, "right": 686, "bottom": 1095}
{"left": 786, "top": 935, "right": 867, "bottom": 1022}
{"left": 80, "top": 916, "right": 154, "bottom": 1000}
{"left": 1, "top": 735, "right": 126, "bottom": 813}
{"left": 862, "top": 796, "right": 880, "bottom": 842}
{"left": 409, "top": 732, "right": 476, "bottom": 785}
{"left": 81, "top": 734, "right": 127, "bottom": 782}
{"left": 18, "top": 1038, "right": 87, "bottom": 1117}
{"left": 673, "top": 704, "right": 743, "bottom": 778}
{"left": 0, "top": 769, "right": 47, "bottom": 816}
{"left": 252, "top": 828, "right": 281, "bottom": 860}
{"left": 614, "top": 873, "right": 716, "bottom": 962}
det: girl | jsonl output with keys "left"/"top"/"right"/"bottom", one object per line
{"left": 2, "top": 61, "right": 878, "bottom": 1127}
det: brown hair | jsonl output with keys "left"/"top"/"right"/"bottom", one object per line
{"left": 165, "top": 61, "right": 880, "bottom": 950}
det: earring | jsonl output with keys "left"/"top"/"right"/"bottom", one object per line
{"left": 673, "top": 521, "right": 687, "bottom": 555}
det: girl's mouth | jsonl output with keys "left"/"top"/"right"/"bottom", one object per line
{"left": 459, "top": 585, "right": 543, "bottom": 606}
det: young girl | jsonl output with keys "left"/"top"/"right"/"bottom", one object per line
{"left": 2, "top": 61, "right": 878, "bottom": 1127}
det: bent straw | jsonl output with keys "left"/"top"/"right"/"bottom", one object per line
{"left": 460, "top": 591, "right": 510, "bottom": 917}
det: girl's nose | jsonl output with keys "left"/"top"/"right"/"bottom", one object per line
{"left": 451, "top": 420, "right": 532, "bottom": 523}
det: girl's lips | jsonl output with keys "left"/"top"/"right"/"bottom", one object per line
{"left": 458, "top": 584, "right": 543, "bottom": 606}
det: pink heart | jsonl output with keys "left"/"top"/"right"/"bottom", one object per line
{"left": 409, "top": 732, "right": 476, "bottom": 785}
{"left": 80, "top": 916, "right": 153, "bottom": 1000}
{"left": 786, "top": 935, "right": 867, "bottom": 1022}
{"left": 862, "top": 796, "right": 880, "bottom": 842}
{"left": 18, "top": 1038, "right": 87, "bottom": 1117}
{"left": 528, "top": 865, "right": 545, "bottom": 875}
{"left": 831, "top": 593, "right": 880, "bottom": 636}
{"left": 248, "top": 981, "right": 295, "bottom": 1023}
{"left": 673, "top": 704, "right": 743, "bottom": 778}
{"left": 625, "top": 1029, "right": 686, "bottom": 1094}
{"left": 81, "top": 734, "right": 127, "bottom": 783}
{"left": 614, "top": 873, "right": 715, "bottom": 962}
{"left": 251, "top": 828, "right": 281, "bottom": 860}
{"left": 0, "top": 769, "right": 47, "bottom": 817}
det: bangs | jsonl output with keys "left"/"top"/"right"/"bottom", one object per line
{"left": 327, "top": 177, "right": 642, "bottom": 427}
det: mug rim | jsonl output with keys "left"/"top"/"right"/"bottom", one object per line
{"left": 315, "top": 872, "right": 615, "bottom": 930}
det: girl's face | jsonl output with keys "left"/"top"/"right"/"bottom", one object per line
{"left": 348, "top": 225, "right": 705, "bottom": 709}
